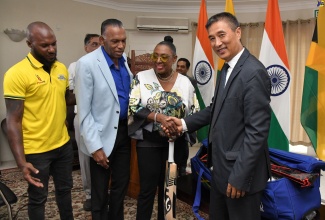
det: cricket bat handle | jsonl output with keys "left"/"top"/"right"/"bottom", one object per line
{"left": 165, "top": 140, "right": 177, "bottom": 220}
{"left": 168, "top": 140, "right": 175, "bottom": 162}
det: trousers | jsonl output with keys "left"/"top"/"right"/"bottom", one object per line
{"left": 26, "top": 141, "right": 74, "bottom": 220}
{"left": 90, "top": 121, "right": 131, "bottom": 220}
{"left": 74, "top": 115, "right": 91, "bottom": 199}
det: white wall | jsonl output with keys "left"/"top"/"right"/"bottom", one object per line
{"left": 0, "top": 0, "right": 316, "bottom": 168}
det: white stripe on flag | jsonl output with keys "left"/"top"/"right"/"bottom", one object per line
{"left": 259, "top": 30, "right": 290, "bottom": 139}
{"left": 193, "top": 36, "right": 215, "bottom": 107}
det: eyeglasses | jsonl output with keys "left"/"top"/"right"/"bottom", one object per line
{"left": 150, "top": 53, "right": 170, "bottom": 63}
{"left": 87, "top": 42, "right": 99, "bottom": 47}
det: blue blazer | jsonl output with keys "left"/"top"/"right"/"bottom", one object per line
{"left": 75, "top": 47, "right": 133, "bottom": 157}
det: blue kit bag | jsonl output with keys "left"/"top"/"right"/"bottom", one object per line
{"left": 261, "top": 148, "right": 325, "bottom": 220}
{"left": 190, "top": 139, "right": 211, "bottom": 220}
{"left": 191, "top": 144, "right": 325, "bottom": 220}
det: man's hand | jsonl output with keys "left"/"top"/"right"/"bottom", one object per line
{"left": 92, "top": 148, "right": 109, "bottom": 169}
{"left": 65, "top": 89, "right": 76, "bottom": 106}
{"left": 20, "top": 162, "right": 44, "bottom": 188}
{"left": 226, "top": 183, "right": 246, "bottom": 199}
{"left": 162, "top": 117, "right": 183, "bottom": 137}
{"left": 156, "top": 113, "right": 178, "bottom": 135}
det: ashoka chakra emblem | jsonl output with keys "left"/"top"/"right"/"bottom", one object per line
{"left": 267, "top": 64, "right": 290, "bottom": 96}
{"left": 194, "top": 60, "right": 212, "bottom": 85}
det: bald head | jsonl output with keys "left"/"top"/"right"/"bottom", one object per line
{"left": 27, "top": 22, "right": 54, "bottom": 42}
{"left": 26, "top": 21, "right": 57, "bottom": 70}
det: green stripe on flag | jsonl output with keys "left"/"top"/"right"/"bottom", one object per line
{"left": 195, "top": 70, "right": 223, "bottom": 142}
{"left": 301, "top": 66, "right": 318, "bottom": 149}
{"left": 194, "top": 85, "right": 210, "bottom": 142}
{"left": 268, "top": 110, "right": 289, "bottom": 151}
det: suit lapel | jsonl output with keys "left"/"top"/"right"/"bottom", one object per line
{"left": 210, "top": 66, "right": 223, "bottom": 116}
{"left": 210, "top": 49, "right": 250, "bottom": 128}
{"left": 224, "top": 49, "right": 249, "bottom": 95}
{"left": 95, "top": 49, "right": 119, "bottom": 102}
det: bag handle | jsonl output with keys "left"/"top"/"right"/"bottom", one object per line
{"left": 192, "top": 168, "right": 205, "bottom": 220}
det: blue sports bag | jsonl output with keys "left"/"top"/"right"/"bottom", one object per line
{"left": 190, "top": 139, "right": 210, "bottom": 220}
{"left": 261, "top": 148, "right": 325, "bottom": 220}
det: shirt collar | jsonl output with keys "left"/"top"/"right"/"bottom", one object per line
{"left": 227, "top": 47, "right": 245, "bottom": 69}
{"left": 26, "top": 52, "right": 58, "bottom": 69}
{"left": 101, "top": 46, "right": 125, "bottom": 67}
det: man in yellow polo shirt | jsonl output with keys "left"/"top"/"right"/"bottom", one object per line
{"left": 3, "top": 21, "right": 74, "bottom": 220}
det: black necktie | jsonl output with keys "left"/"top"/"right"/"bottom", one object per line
{"left": 220, "top": 63, "right": 230, "bottom": 89}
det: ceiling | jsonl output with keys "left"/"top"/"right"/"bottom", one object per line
{"left": 73, "top": 0, "right": 316, "bottom": 13}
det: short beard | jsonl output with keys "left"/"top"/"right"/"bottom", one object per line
{"left": 33, "top": 49, "right": 57, "bottom": 70}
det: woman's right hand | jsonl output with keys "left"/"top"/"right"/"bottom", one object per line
{"left": 156, "top": 113, "right": 179, "bottom": 136}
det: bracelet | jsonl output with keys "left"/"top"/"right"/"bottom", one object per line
{"left": 154, "top": 112, "right": 158, "bottom": 123}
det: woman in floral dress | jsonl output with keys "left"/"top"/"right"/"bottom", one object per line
{"left": 128, "top": 36, "right": 199, "bottom": 220}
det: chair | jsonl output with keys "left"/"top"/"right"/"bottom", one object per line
{"left": 1, "top": 119, "right": 18, "bottom": 219}
{"left": 127, "top": 50, "right": 153, "bottom": 199}
{"left": 0, "top": 181, "right": 17, "bottom": 220}
{"left": 130, "top": 50, "right": 153, "bottom": 75}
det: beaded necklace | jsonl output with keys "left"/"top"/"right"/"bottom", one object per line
{"left": 156, "top": 71, "right": 175, "bottom": 82}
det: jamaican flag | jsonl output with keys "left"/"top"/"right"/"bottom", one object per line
{"left": 301, "top": 6, "right": 325, "bottom": 160}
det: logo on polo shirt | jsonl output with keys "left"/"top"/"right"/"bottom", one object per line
{"left": 35, "top": 74, "right": 45, "bottom": 84}
{"left": 58, "top": 74, "right": 66, "bottom": 81}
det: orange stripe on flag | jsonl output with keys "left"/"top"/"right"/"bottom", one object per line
{"left": 197, "top": 0, "right": 214, "bottom": 68}
{"left": 265, "top": 0, "right": 290, "bottom": 69}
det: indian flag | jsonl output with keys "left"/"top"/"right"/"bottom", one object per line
{"left": 259, "top": 0, "right": 290, "bottom": 151}
{"left": 217, "top": 0, "right": 236, "bottom": 73}
{"left": 192, "top": 0, "right": 214, "bottom": 142}
{"left": 301, "top": 6, "right": 325, "bottom": 160}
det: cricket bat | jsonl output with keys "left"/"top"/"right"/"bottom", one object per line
{"left": 164, "top": 140, "right": 177, "bottom": 220}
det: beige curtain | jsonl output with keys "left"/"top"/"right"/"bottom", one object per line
{"left": 284, "top": 18, "right": 315, "bottom": 145}
{"left": 191, "top": 18, "right": 316, "bottom": 146}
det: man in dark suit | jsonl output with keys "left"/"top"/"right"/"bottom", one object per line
{"left": 165, "top": 12, "right": 271, "bottom": 220}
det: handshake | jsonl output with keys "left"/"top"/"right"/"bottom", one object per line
{"left": 161, "top": 116, "right": 184, "bottom": 139}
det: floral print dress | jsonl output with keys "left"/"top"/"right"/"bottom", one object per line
{"left": 128, "top": 68, "right": 199, "bottom": 137}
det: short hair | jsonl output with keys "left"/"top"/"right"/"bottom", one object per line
{"left": 26, "top": 21, "right": 53, "bottom": 41}
{"left": 205, "top": 12, "right": 240, "bottom": 32}
{"left": 177, "top": 58, "right": 190, "bottom": 69}
{"left": 156, "top": 35, "right": 176, "bottom": 55}
{"left": 101, "top": 19, "right": 124, "bottom": 35}
{"left": 84, "top": 34, "right": 100, "bottom": 45}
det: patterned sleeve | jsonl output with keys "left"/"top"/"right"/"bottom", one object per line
{"left": 186, "top": 80, "right": 200, "bottom": 116}
{"left": 129, "top": 74, "right": 143, "bottom": 116}
{"left": 191, "top": 87, "right": 200, "bottom": 115}
{"left": 128, "top": 73, "right": 152, "bottom": 136}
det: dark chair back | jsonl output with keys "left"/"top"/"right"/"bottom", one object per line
{"left": 0, "top": 181, "right": 18, "bottom": 220}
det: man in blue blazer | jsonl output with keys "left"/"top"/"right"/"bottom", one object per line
{"left": 165, "top": 12, "right": 271, "bottom": 220}
{"left": 75, "top": 19, "right": 133, "bottom": 220}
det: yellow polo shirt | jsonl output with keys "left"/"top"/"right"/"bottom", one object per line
{"left": 3, "top": 53, "right": 70, "bottom": 154}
